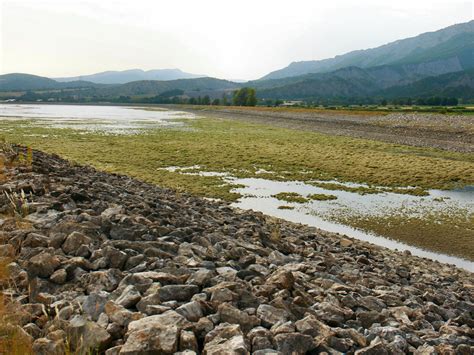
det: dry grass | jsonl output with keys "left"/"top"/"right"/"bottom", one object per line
{"left": 0, "top": 145, "right": 33, "bottom": 354}
{"left": 0, "top": 257, "right": 33, "bottom": 355}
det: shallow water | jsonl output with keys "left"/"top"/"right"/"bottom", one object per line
{"left": 229, "top": 178, "right": 474, "bottom": 271}
{"left": 160, "top": 166, "right": 474, "bottom": 271}
{"left": 0, "top": 104, "right": 195, "bottom": 133}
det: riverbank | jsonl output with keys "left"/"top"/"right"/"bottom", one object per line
{"left": 1, "top": 147, "right": 473, "bottom": 354}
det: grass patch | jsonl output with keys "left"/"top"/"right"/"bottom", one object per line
{"left": 308, "top": 193, "right": 338, "bottom": 201}
{"left": 334, "top": 209, "right": 474, "bottom": 260}
{"left": 0, "top": 117, "right": 472, "bottom": 203}
{"left": 278, "top": 205, "right": 295, "bottom": 210}
{"left": 309, "top": 181, "right": 429, "bottom": 196}
{"left": 272, "top": 192, "right": 308, "bottom": 203}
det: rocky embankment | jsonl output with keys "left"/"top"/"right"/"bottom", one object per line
{"left": 1, "top": 148, "right": 473, "bottom": 354}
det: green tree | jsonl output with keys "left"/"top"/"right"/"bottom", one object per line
{"left": 202, "top": 95, "right": 211, "bottom": 105}
{"left": 246, "top": 88, "right": 257, "bottom": 106}
{"left": 232, "top": 87, "right": 257, "bottom": 106}
{"left": 212, "top": 98, "right": 220, "bottom": 105}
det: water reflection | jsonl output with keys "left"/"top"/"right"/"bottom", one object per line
{"left": 0, "top": 104, "right": 195, "bottom": 133}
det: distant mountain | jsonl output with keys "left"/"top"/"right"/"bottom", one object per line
{"left": 257, "top": 65, "right": 474, "bottom": 101}
{"left": 55, "top": 69, "right": 205, "bottom": 84}
{"left": 257, "top": 67, "right": 379, "bottom": 99}
{"left": 92, "top": 77, "right": 240, "bottom": 97}
{"left": 382, "top": 69, "right": 474, "bottom": 100}
{"left": 0, "top": 73, "right": 97, "bottom": 91}
{"left": 261, "top": 20, "right": 474, "bottom": 80}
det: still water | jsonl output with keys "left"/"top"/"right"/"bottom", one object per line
{"left": 0, "top": 104, "right": 195, "bottom": 133}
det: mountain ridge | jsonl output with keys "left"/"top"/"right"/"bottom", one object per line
{"left": 54, "top": 68, "right": 205, "bottom": 84}
{"left": 261, "top": 20, "right": 474, "bottom": 80}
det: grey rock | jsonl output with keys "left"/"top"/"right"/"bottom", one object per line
{"left": 66, "top": 315, "right": 112, "bottom": 353}
{"left": 49, "top": 268, "right": 67, "bottom": 284}
{"left": 62, "top": 231, "right": 92, "bottom": 255}
{"left": 82, "top": 292, "right": 109, "bottom": 321}
{"left": 28, "top": 252, "right": 61, "bottom": 278}
{"left": 115, "top": 285, "right": 141, "bottom": 308}
{"left": 257, "top": 305, "right": 290, "bottom": 328}
{"left": 203, "top": 323, "right": 249, "bottom": 355}
{"left": 159, "top": 284, "right": 200, "bottom": 302}
{"left": 274, "top": 332, "right": 315, "bottom": 354}
{"left": 176, "top": 301, "right": 204, "bottom": 322}
{"left": 218, "top": 303, "right": 260, "bottom": 332}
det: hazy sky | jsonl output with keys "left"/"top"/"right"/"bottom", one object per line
{"left": 0, "top": 0, "right": 472, "bottom": 80}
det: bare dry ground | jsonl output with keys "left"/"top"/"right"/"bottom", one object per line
{"left": 169, "top": 105, "right": 474, "bottom": 153}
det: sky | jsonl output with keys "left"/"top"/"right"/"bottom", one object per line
{"left": 0, "top": 0, "right": 472, "bottom": 80}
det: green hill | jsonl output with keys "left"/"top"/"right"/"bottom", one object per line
{"left": 0, "top": 73, "right": 97, "bottom": 91}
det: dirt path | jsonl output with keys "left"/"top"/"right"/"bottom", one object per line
{"left": 168, "top": 106, "right": 474, "bottom": 153}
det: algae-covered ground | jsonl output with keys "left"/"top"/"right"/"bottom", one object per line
{"left": 1, "top": 115, "right": 473, "bottom": 259}
{"left": 333, "top": 208, "right": 474, "bottom": 260}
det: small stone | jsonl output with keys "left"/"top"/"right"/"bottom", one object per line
{"left": 159, "top": 284, "right": 200, "bottom": 302}
{"left": 274, "top": 332, "right": 315, "bottom": 354}
{"left": 66, "top": 315, "right": 111, "bottom": 353}
{"left": 62, "top": 231, "right": 92, "bottom": 255}
{"left": 176, "top": 301, "right": 204, "bottom": 322}
{"left": 203, "top": 323, "right": 249, "bottom": 355}
{"left": 28, "top": 252, "right": 61, "bottom": 278}
{"left": 82, "top": 292, "right": 109, "bottom": 321}
{"left": 180, "top": 330, "right": 199, "bottom": 352}
{"left": 115, "top": 285, "right": 141, "bottom": 308}
{"left": 355, "top": 341, "right": 389, "bottom": 355}
{"left": 218, "top": 303, "right": 260, "bottom": 332}
{"left": 49, "top": 269, "right": 67, "bottom": 284}
{"left": 340, "top": 238, "right": 353, "bottom": 247}
{"left": 257, "top": 304, "right": 290, "bottom": 328}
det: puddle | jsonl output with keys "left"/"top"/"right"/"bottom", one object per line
{"left": 161, "top": 166, "right": 474, "bottom": 271}
{"left": 0, "top": 104, "right": 196, "bottom": 134}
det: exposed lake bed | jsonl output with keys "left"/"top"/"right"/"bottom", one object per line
{"left": 1, "top": 104, "right": 473, "bottom": 268}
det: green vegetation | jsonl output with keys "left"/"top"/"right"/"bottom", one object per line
{"left": 272, "top": 192, "right": 308, "bottom": 203}
{"left": 277, "top": 205, "right": 295, "bottom": 210}
{"left": 308, "top": 193, "right": 338, "bottom": 201}
{"left": 334, "top": 208, "right": 474, "bottom": 260}
{"left": 233, "top": 87, "right": 257, "bottom": 106}
{"left": 1, "top": 117, "right": 472, "bottom": 202}
{"left": 309, "top": 182, "right": 429, "bottom": 196}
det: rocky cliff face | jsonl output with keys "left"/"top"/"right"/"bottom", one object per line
{"left": 1, "top": 147, "right": 473, "bottom": 354}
